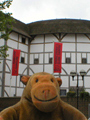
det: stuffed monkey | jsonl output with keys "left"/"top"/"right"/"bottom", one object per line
{"left": 0, "top": 72, "right": 87, "bottom": 120}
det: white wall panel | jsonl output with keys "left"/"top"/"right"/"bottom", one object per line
{"left": 62, "top": 64, "right": 75, "bottom": 74}
{"left": 77, "top": 43, "right": 90, "bottom": 52}
{"left": 70, "top": 77, "right": 77, "bottom": 87}
{"left": 45, "top": 54, "right": 49, "bottom": 63}
{"left": 5, "top": 74, "right": 11, "bottom": 86}
{"left": 11, "top": 76, "right": 17, "bottom": 86}
{"left": 62, "top": 34, "right": 75, "bottom": 42}
{"left": 61, "top": 68, "right": 68, "bottom": 75}
{"left": 17, "top": 88, "right": 23, "bottom": 96}
{"left": 5, "top": 74, "right": 16, "bottom": 86}
{"left": 85, "top": 77, "right": 90, "bottom": 88}
{"left": 7, "top": 48, "right": 13, "bottom": 59}
{"left": 23, "top": 69, "right": 27, "bottom": 75}
{"left": 82, "top": 53, "right": 86, "bottom": 58}
{"left": 45, "top": 43, "right": 53, "bottom": 52}
{"left": 50, "top": 53, "right": 53, "bottom": 57}
{"left": 70, "top": 76, "right": 83, "bottom": 87}
{"left": 19, "top": 81, "right": 24, "bottom": 87}
{"left": 9, "top": 32, "right": 18, "bottom": 41}
{"left": 77, "top": 65, "right": 89, "bottom": 73}
{"left": 19, "top": 43, "right": 28, "bottom": 52}
{"left": 7, "top": 39, "right": 17, "bottom": 49}
{"left": 29, "top": 68, "right": 34, "bottom": 76}
{"left": 30, "top": 54, "right": 33, "bottom": 64}
{"left": 71, "top": 53, "right": 75, "bottom": 63}
{"left": 17, "top": 76, "right": 20, "bottom": 87}
{"left": 4, "top": 87, "right": 9, "bottom": 97}
{"left": 35, "top": 54, "right": 38, "bottom": 58}
{"left": 31, "top": 35, "right": 44, "bottom": 43}
{"left": 44, "top": 65, "right": 53, "bottom": 74}
{"left": 6, "top": 60, "right": 12, "bottom": 72}
{"left": 30, "top": 65, "right": 43, "bottom": 73}
{"left": 66, "top": 53, "right": 70, "bottom": 57}
{"left": 61, "top": 76, "right": 68, "bottom": 87}
{"left": 45, "top": 34, "right": 58, "bottom": 42}
{"left": 62, "top": 53, "right": 65, "bottom": 63}
{"left": 77, "top": 53, "right": 81, "bottom": 63}
{"left": 87, "top": 54, "right": 90, "bottom": 63}
{"left": 63, "top": 43, "right": 75, "bottom": 51}
{"left": 30, "top": 44, "right": 43, "bottom": 53}
{"left": 25, "top": 54, "right": 28, "bottom": 64}
{"left": 17, "top": 76, "right": 24, "bottom": 87}
{"left": 19, "top": 64, "right": 27, "bottom": 74}
{"left": 39, "top": 54, "right": 43, "bottom": 64}
{"left": 77, "top": 34, "right": 90, "bottom": 42}
{"left": 21, "top": 52, "right": 24, "bottom": 57}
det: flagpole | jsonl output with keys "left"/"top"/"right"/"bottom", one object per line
{"left": 9, "top": 74, "right": 12, "bottom": 97}
{"left": 53, "top": 41, "right": 55, "bottom": 76}
{"left": 9, "top": 49, "right": 13, "bottom": 97}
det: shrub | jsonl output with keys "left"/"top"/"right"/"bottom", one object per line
{"left": 67, "top": 91, "right": 76, "bottom": 98}
{"left": 80, "top": 91, "right": 89, "bottom": 101}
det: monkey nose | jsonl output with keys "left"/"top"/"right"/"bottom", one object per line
{"left": 42, "top": 89, "right": 50, "bottom": 99}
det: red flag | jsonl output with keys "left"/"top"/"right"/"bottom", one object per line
{"left": 12, "top": 49, "right": 21, "bottom": 76}
{"left": 54, "top": 42, "right": 62, "bottom": 73}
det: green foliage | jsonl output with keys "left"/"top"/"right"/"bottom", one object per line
{"left": 67, "top": 91, "right": 76, "bottom": 98}
{"left": 0, "top": 11, "right": 14, "bottom": 40}
{"left": 0, "top": 45, "right": 9, "bottom": 58}
{"left": 0, "top": 0, "right": 14, "bottom": 58}
{"left": 0, "top": 0, "right": 13, "bottom": 9}
{"left": 80, "top": 90, "right": 89, "bottom": 101}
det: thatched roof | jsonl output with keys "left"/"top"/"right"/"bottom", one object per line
{"left": 27, "top": 19, "right": 90, "bottom": 35}
{"left": 12, "top": 19, "right": 90, "bottom": 36}
{"left": 12, "top": 19, "right": 30, "bottom": 37}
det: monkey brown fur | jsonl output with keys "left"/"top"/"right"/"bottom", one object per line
{"left": 0, "top": 72, "right": 87, "bottom": 120}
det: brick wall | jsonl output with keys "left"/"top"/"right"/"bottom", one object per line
{"left": 0, "top": 97, "right": 89, "bottom": 118}
{"left": 61, "top": 97, "right": 89, "bottom": 118}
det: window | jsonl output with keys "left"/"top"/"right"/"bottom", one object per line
{"left": 22, "top": 37, "right": 26, "bottom": 44}
{"left": 66, "top": 57, "right": 71, "bottom": 63}
{"left": 60, "top": 90, "right": 66, "bottom": 96}
{"left": 49, "top": 58, "right": 52, "bottom": 64}
{"left": 21, "top": 57, "right": 25, "bottom": 63}
{"left": 34, "top": 58, "right": 39, "bottom": 64}
{"left": 82, "top": 58, "right": 87, "bottom": 64}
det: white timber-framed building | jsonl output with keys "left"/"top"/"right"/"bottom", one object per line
{"left": 0, "top": 19, "right": 90, "bottom": 97}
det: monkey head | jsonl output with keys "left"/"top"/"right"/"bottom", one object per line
{"left": 21, "top": 72, "right": 62, "bottom": 112}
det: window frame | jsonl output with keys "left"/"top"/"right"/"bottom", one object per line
{"left": 82, "top": 58, "right": 87, "bottom": 64}
{"left": 22, "top": 37, "right": 26, "bottom": 44}
{"left": 34, "top": 58, "right": 39, "bottom": 64}
{"left": 21, "top": 57, "right": 25, "bottom": 63}
{"left": 65, "top": 57, "right": 71, "bottom": 63}
{"left": 60, "top": 89, "right": 66, "bottom": 96}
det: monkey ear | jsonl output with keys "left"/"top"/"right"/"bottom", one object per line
{"left": 56, "top": 78, "right": 62, "bottom": 86}
{"left": 21, "top": 76, "right": 30, "bottom": 85}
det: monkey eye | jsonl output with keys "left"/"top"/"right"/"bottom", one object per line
{"left": 36, "top": 79, "right": 39, "bottom": 83}
{"left": 51, "top": 79, "right": 54, "bottom": 82}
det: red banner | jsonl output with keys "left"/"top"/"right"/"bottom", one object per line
{"left": 54, "top": 42, "right": 62, "bottom": 73}
{"left": 12, "top": 49, "right": 21, "bottom": 76}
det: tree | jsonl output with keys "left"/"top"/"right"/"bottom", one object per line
{"left": 0, "top": 0, "right": 14, "bottom": 58}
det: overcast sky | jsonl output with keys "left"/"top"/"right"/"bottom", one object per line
{"left": 2, "top": 0, "right": 90, "bottom": 23}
